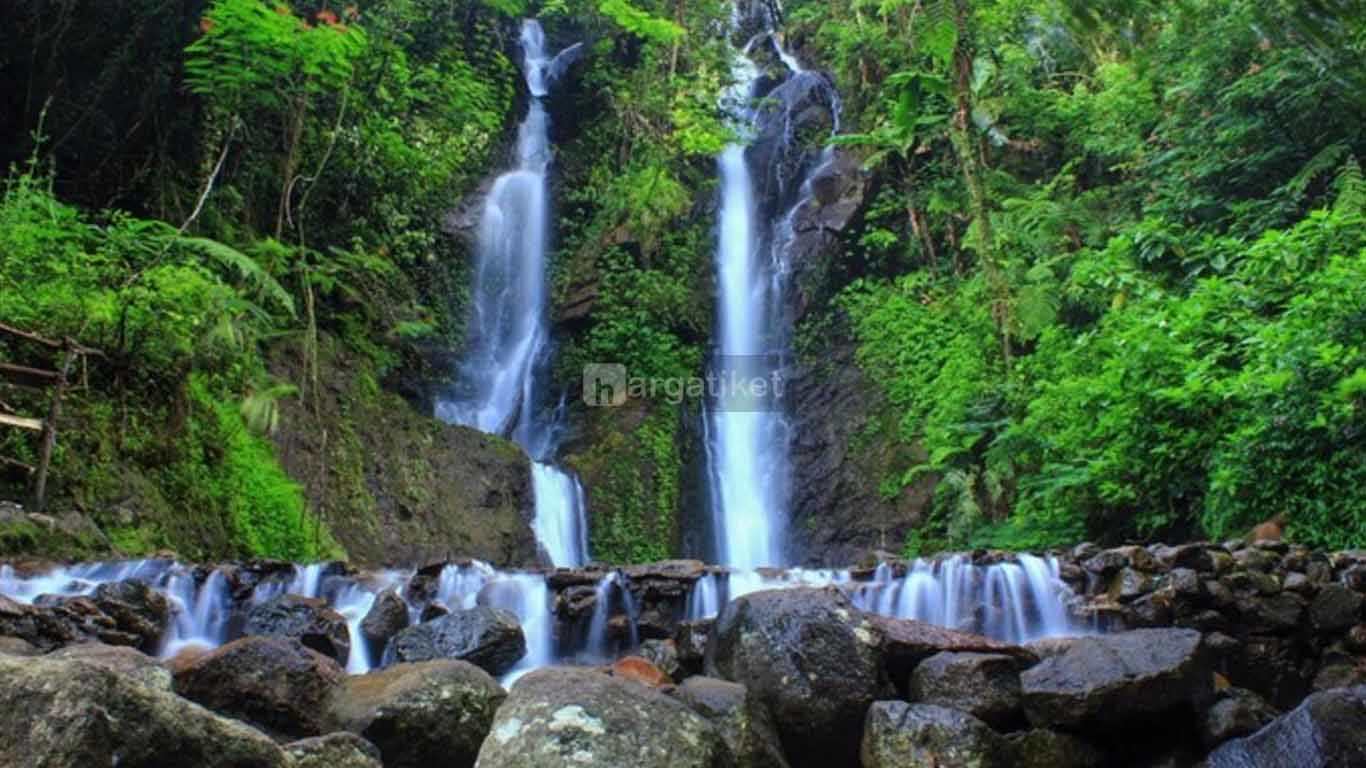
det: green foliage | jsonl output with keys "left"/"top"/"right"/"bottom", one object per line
{"left": 185, "top": 0, "right": 367, "bottom": 115}
{"left": 582, "top": 409, "right": 680, "bottom": 563}
{"left": 172, "top": 376, "right": 338, "bottom": 560}
{"left": 597, "top": 0, "right": 685, "bottom": 43}
{"left": 827, "top": 0, "right": 1366, "bottom": 550}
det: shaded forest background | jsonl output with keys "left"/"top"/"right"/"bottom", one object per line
{"left": 0, "top": 0, "right": 1361, "bottom": 562}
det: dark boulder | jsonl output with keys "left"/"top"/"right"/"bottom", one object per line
{"left": 1238, "top": 592, "right": 1305, "bottom": 634}
{"left": 672, "top": 676, "right": 790, "bottom": 768}
{"left": 1207, "top": 685, "right": 1366, "bottom": 768}
{"left": 0, "top": 653, "right": 288, "bottom": 767}
{"left": 244, "top": 595, "right": 351, "bottom": 665}
{"left": 360, "top": 588, "right": 409, "bottom": 661}
{"left": 1220, "top": 634, "right": 1314, "bottom": 709}
{"left": 285, "top": 733, "right": 383, "bottom": 768}
{"left": 909, "top": 651, "right": 1024, "bottom": 729}
{"left": 90, "top": 579, "right": 171, "bottom": 651}
{"left": 1004, "top": 729, "right": 1103, "bottom": 768}
{"left": 705, "top": 587, "right": 886, "bottom": 768}
{"left": 1201, "top": 687, "right": 1280, "bottom": 749}
{"left": 860, "top": 701, "right": 1009, "bottom": 768}
{"left": 476, "top": 667, "right": 728, "bottom": 768}
{"left": 868, "top": 613, "right": 1037, "bottom": 690}
{"left": 1020, "top": 628, "right": 1211, "bottom": 732}
{"left": 173, "top": 636, "right": 345, "bottom": 740}
{"left": 1310, "top": 585, "right": 1363, "bottom": 632}
{"left": 385, "top": 606, "right": 525, "bottom": 676}
{"left": 327, "top": 660, "right": 505, "bottom": 768}
{"left": 675, "top": 619, "right": 711, "bottom": 676}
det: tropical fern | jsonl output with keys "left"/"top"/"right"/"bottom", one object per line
{"left": 241, "top": 382, "right": 299, "bottom": 436}
{"left": 178, "top": 236, "right": 296, "bottom": 316}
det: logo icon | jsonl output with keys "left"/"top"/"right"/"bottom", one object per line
{"left": 583, "top": 363, "right": 628, "bottom": 407}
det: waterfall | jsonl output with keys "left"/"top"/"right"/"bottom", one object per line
{"left": 435, "top": 19, "right": 588, "bottom": 567}
{"left": 583, "top": 571, "right": 639, "bottom": 662}
{"left": 703, "top": 7, "right": 838, "bottom": 569}
{"left": 849, "top": 554, "right": 1081, "bottom": 644}
{"left": 162, "top": 569, "right": 231, "bottom": 656}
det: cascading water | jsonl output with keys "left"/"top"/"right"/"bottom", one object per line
{"left": 704, "top": 6, "right": 837, "bottom": 569}
{"left": 161, "top": 569, "right": 231, "bottom": 656}
{"left": 849, "top": 554, "right": 1081, "bottom": 644}
{"left": 434, "top": 19, "right": 588, "bottom": 568}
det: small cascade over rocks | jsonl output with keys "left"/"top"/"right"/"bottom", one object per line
{"left": 434, "top": 19, "right": 588, "bottom": 568}
{"left": 0, "top": 552, "right": 1084, "bottom": 682}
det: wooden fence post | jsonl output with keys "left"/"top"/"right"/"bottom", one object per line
{"left": 31, "top": 344, "right": 76, "bottom": 513}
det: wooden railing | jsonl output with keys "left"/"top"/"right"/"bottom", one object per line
{"left": 0, "top": 322, "right": 101, "bottom": 512}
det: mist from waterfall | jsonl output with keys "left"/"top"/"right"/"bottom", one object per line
{"left": 435, "top": 20, "right": 588, "bottom": 567}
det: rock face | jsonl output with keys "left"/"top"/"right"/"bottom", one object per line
{"left": 244, "top": 595, "right": 351, "bottom": 665}
{"left": 476, "top": 667, "right": 728, "bottom": 768}
{"left": 173, "top": 636, "right": 345, "bottom": 740}
{"left": 705, "top": 587, "right": 885, "bottom": 768}
{"left": 0, "top": 654, "right": 288, "bottom": 767}
{"left": 360, "top": 588, "right": 409, "bottom": 661}
{"left": 910, "top": 652, "right": 1024, "bottom": 729}
{"left": 1020, "top": 628, "right": 1211, "bottom": 731}
{"left": 1206, "top": 685, "right": 1366, "bottom": 767}
{"left": 270, "top": 338, "right": 537, "bottom": 568}
{"left": 860, "top": 701, "right": 1009, "bottom": 768}
{"left": 672, "top": 676, "right": 791, "bottom": 768}
{"left": 327, "top": 659, "right": 505, "bottom": 768}
{"left": 385, "top": 606, "right": 525, "bottom": 676}
{"left": 285, "top": 733, "right": 383, "bottom": 768}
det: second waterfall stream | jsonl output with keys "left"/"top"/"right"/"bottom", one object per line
{"left": 705, "top": 4, "right": 841, "bottom": 569}
{"left": 436, "top": 20, "right": 588, "bottom": 568}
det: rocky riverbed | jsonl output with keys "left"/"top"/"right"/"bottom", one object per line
{"left": 3, "top": 539, "right": 1366, "bottom": 766}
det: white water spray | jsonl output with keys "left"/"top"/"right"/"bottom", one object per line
{"left": 435, "top": 20, "right": 588, "bottom": 567}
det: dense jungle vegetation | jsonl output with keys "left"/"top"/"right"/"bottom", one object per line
{"left": 0, "top": 0, "right": 1361, "bottom": 561}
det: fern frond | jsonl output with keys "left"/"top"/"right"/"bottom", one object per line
{"left": 179, "top": 236, "right": 296, "bottom": 316}
{"left": 241, "top": 383, "right": 299, "bottom": 436}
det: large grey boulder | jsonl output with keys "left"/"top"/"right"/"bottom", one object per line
{"left": 476, "top": 667, "right": 728, "bottom": 768}
{"left": 50, "top": 642, "right": 172, "bottom": 690}
{"left": 1020, "top": 628, "right": 1210, "bottom": 731}
{"left": 860, "top": 701, "right": 1008, "bottom": 768}
{"left": 909, "top": 652, "right": 1023, "bottom": 729}
{"left": 0, "top": 654, "right": 287, "bottom": 767}
{"left": 672, "top": 676, "right": 790, "bottom": 768}
{"left": 327, "top": 659, "right": 505, "bottom": 768}
{"left": 173, "top": 636, "right": 345, "bottom": 740}
{"left": 1207, "top": 686, "right": 1366, "bottom": 767}
{"left": 385, "top": 606, "right": 525, "bottom": 676}
{"left": 705, "top": 587, "right": 886, "bottom": 768}
{"left": 244, "top": 595, "right": 350, "bottom": 665}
